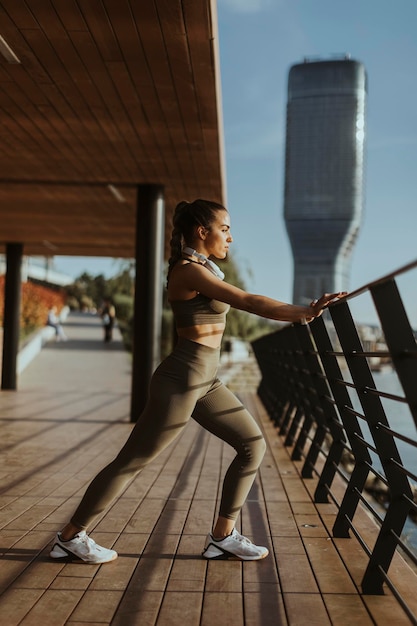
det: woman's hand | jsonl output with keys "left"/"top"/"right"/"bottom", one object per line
{"left": 304, "top": 292, "right": 347, "bottom": 323}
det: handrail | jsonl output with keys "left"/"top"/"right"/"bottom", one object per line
{"left": 335, "top": 258, "right": 417, "bottom": 301}
{"left": 252, "top": 260, "right": 417, "bottom": 623}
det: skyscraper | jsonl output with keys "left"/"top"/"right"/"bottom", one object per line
{"left": 283, "top": 57, "right": 367, "bottom": 304}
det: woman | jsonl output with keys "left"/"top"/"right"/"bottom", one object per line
{"left": 50, "top": 199, "right": 345, "bottom": 564}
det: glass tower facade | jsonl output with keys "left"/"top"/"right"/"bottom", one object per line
{"left": 283, "top": 58, "right": 367, "bottom": 304}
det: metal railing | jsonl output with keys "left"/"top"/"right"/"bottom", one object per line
{"left": 252, "top": 260, "right": 417, "bottom": 623}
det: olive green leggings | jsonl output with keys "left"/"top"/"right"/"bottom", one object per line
{"left": 71, "top": 338, "right": 266, "bottom": 529}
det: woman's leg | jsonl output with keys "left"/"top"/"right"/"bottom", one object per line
{"left": 67, "top": 341, "right": 221, "bottom": 531}
{"left": 192, "top": 379, "right": 266, "bottom": 529}
{"left": 69, "top": 376, "right": 198, "bottom": 530}
{"left": 51, "top": 340, "right": 221, "bottom": 562}
{"left": 192, "top": 380, "right": 268, "bottom": 560}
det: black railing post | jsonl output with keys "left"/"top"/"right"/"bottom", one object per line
{"left": 287, "top": 324, "right": 318, "bottom": 463}
{"left": 294, "top": 321, "right": 346, "bottom": 497}
{"left": 371, "top": 279, "right": 417, "bottom": 429}
{"left": 310, "top": 315, "right": 372, "bottom": 536}
{"left": 330, "top": 301, "right": 413, "bottom": 594}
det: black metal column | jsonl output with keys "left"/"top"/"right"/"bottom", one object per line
{"left": 130, "top": 184, "right": 165, "bottom": 422}
{"left": 1, "top": 243, "right": 23, "bottom": 390}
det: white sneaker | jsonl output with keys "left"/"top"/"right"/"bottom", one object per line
{"left": 50, "top": 531, "right": 117, "bottom": 564}
{"left": 202, "top": 528, "right": 269, "bottom": 561}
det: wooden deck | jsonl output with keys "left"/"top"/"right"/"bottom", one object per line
{"left": 0, "top": 313, "right": 416, "bottom": 625}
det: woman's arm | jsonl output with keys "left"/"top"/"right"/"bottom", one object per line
{"left": 174, "top": 263, "right": 346, "bottom": 323}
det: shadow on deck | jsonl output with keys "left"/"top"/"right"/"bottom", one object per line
{"left": 0, "top": 313, "right": 416, "bottom": 625}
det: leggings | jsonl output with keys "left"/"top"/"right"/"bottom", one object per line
{"left": 71, "top": 338, "right": 266, "bottom": 529}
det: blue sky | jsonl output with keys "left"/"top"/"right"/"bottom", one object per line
{"left": 55, "top": 0, "right": 417, "bottom": 326}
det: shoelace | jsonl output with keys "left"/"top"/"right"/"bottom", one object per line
{"left": 233, "top": 532, "right": 252, "bottom": 545}
{"left": 79, "top": 533, "right": 97, "bottom": 555}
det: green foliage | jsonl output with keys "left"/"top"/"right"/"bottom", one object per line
{"left": 113, "top": 293, "right": 134, "bottom": 351}
{"left": 66, "top": 268, "right": 134, "bottom": 310}
{"left": 107, "top": 269, "right": 134, "bottom": 297}
{"left": 113, "top": 293, "right": 134, "bottom": 323}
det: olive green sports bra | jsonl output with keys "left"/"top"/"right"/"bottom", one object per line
{"left": 170, "top": 293, "right": 230, "bottom": 328}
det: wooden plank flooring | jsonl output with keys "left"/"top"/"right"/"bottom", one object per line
{"left": 0, "top": 312, "right": 416, "bottom": 625}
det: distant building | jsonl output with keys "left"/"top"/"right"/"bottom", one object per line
{"left": 283, "top": 57, "right": 367, "bottom": 303}
{"left": 0, "top": 255, "right": 73, "bottom": 287}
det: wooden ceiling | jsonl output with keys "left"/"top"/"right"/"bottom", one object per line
{"left": 0, "top": 0, "right": 225, "bottom": 258}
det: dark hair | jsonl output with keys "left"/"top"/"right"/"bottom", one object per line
{"left": 167, "top": 198, "right": 226, "bottom": 284}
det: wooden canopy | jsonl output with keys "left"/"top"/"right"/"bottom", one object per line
{"left": 0, "top": 0, "right": 225, "bottom": 258}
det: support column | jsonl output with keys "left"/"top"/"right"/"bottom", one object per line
{"left": 130, "top": 184, "right": 165, "bottom": 422}
{"left": 1, "top": 243, "right": 23, "bottom": 390}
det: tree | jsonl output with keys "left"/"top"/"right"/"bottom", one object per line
{"left": 66, "top": 268, "right": 135, "bottom": 310}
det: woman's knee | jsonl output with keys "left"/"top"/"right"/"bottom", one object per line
{"left": 240, "top": 434, "right": 266, "bottom": 468}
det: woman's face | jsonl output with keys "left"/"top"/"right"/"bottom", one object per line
{"left": 202, "top": 210, "right": 233, "bottom": 259}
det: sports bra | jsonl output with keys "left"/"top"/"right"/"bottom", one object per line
{"left": 170, "top": 293, "right": 230, "bottom": 328}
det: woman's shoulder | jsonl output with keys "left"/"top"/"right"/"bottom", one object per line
{"left": 168, "top": 259, "right": 244, "bottom": 306}
{"left": 167, "top": 261, "right": 200, "bottom": 300}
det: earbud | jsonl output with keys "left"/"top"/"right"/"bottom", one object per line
{"left": 183, "top": 247, "right": 225, "bottom": 280}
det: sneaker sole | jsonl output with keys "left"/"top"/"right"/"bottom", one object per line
{"left": 202, "top": 546, "right": 269, "bottom": 561}
{"left": 50, "top": 543, "right": 117, "bottom": 564}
